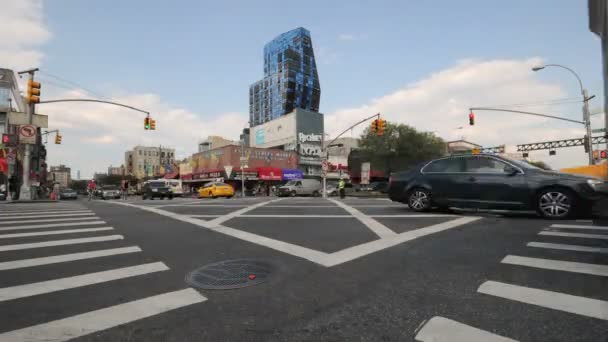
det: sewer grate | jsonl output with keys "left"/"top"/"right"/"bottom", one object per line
{"left": 185, "top": 259, "right": 276, "bottom": 290}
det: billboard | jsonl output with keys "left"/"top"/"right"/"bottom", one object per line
{"left": 250, "top": 112, "right": 296, "bottom": 148}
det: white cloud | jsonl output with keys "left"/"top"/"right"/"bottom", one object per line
{"left": 0, "top": 0, "right": 50, "bottom": 70}
{"left": 43, "top": 90, "right": 248, "bottom": 178}
{"left": 325, "top": 57, "right": 595, "bottom": 169}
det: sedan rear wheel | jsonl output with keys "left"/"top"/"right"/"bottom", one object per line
{"left": 408, "top": 188, "right": 431, "bottom": 212}
{"left": 537, "top": 188, "right": 575, "bottom": 219}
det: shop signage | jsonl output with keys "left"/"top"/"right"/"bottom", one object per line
{"left": 298, "top": 133, "right": 322, "bottom": 143}
{"left": 233, "top": 171, "right": 258, "bottom": 180}
{"left": 259, "top": 168, "right": 282, "bottom": 181}
{"left": 282, "top": 169, "right": 303, "bottom": 180}
{"left": 192, "top": 171, "right": 224, "bottom": 180}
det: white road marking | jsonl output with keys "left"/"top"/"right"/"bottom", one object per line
{"left": 0, "top": 288, "right": 207, "bottom": 342}
{"left": 239, "top": 214, "right": 351, "bottom": 218}
{"left": 415, "top": 316, "right": 518, "bottom": 342}
{"left": 539, "top": 231, "right": 608, "bottom": 240}
{"left": 329, "top": 198, "right": 397, "bottom": 238}
{"left": 576, "top": 219, "right": 593, "bottom": 223}
{"left": 264, "top": 205, "right": 339, "bottom": 208}
{"left": 0, "top": 262, "right": 168, "bottom": 302}
{"left": 0, "top": 246, "right": 142, "bottom": 271}
{"left": 0, "top": 220, "right": 106, "bottom": 231}
{"left": 324, "top": 217, "right": 481, "bottom": 267}
{"left": 478, "top": 280, "right": 608, "bottom": 320}
{"left": 502, "top": 255, "right": 608, "bottom": 276}
{"left": 0, "top": 227, "right": 114, "bottom": 239}
{"left": 188, "top": 215, "right": 221, "bottom": 218}
{"left": 0, "top": 212, "right": 95, "bottom": 220}
{"left": 182, "top": 204, "right": 248, "bottom": 207}
{"left": 105, "top": 201, "right": 480, "bottom": 267}
{"left": 207, "top": 199, "right": 281, "bottom": 226}
{"left": 0, "top": 235, "right": 123, "bottom": 252}
{"left": 0, "top": 216, "right": 100, "bottom": 225}
{"left": 370, "top": 214, "right": 454, "bottom": 218}
{"left": 0, "top": 207, "right": 86, "bottom": 213}
{"left": 550, "top": 224, "right": 608, "bottom": 231}
{"left": 0, "top": 210, "right": 91, "bottom": 217}
{"left": 527, "top": 241, "right": 608, "bottom": 254}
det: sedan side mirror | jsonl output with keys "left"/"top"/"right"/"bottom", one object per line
{"left": 504, "top": 166, "right": 519, "bottom": 175}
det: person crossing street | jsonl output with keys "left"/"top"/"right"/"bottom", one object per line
{"left": 338, "top": 178, "right": 346, "bottom": 199}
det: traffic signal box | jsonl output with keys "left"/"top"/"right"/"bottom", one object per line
{"left": 149, "top": 119, "right": 156, "bottom": 130}
{"left": 144, "top": 117, "right": 150, "bottom": 130}
{"left": 27, "top": 80, "right": 41, "bottom": 104}
{"left": 55, "top": 134, "right": 62, "bottom": 144}
{"left": 377, "top": 119, "right": 387, "bottom": 136}
{"left": 469, "top": 112, "right": 475, "bottom": 126}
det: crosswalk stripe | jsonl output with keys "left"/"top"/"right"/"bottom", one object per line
{"left": 527, "top": 242, "right": 608, "bottom": 254}
{"left": 0, "top": 227, "right": 114, "bottom": 239}
{"left": 539, "top": 231, "right": 608, "bottom": 240}
{"left": 0, "top": 221, "right": 106, "bottom": 232}
{"left": 0, "top": 246, "right": 142, "bottom": 271}
{"left": 0, "top": 216, "right": 99, "bottom": 225}
{"left": 550, "top": 224, "right": 608, "bottom": 231}
{"left": 0, "top": 213, "right": 95, "bottom": 220}
{"left": 0, "top": 288, "right": 207, "bottom": 341}
{"left": 0, "top": 262, "right": 169, "bottom": 302}
{"left": 0, "top": 207, "right": 85, "bottom": 212}
{"left": 415, "top": 316, "right": 518, "bottom": 342}
{"left": 478, "top": 280, "right": 608, "bottom": 320}
{"left": 502, "top": 255, "right": 608, "bottom": 276}
{"left": 0, "top": 210, "right": 91, "bottom": 217}
{"left": 0, "top": 235, "right": 123, "bottom": 252}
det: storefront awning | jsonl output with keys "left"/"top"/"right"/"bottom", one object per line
{"left": 258, "top": 167, "right": 282, "bottom": 181}
{"left": 164, "top": 172, "right": 179, "bottom": 179}
{"left": 282, "top": 169, "right": 303, "bottom": 180}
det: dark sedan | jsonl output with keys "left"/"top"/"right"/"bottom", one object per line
{"left": 388, "top": 154, "right": 607, "bottom": 219}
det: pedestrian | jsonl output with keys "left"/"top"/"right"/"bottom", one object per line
{"left": 338, "top": 178, "right": 346, "bottom": 199}
{"left": 53, "top": 182, "right": 60, "bottom": 201}
{"left": 87, "top": 179, "right": 97, "bottom": 201}
{"left": 121, "top": 180, "right": 129, "bottom": 200}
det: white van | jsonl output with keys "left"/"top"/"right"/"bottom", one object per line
{"left": 277, "top": 179, "right": 322, "bottom": 197}
{"left": 165, "top": 179, "right": 183, "bottom": 197}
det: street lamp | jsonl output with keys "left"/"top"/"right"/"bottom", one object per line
{"left": 532, "top": 64, "right": 594, "bottom": 165}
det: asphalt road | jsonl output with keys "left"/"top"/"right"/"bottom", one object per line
{"left": 0, "top": 196, "right": 606, "bottom": 341}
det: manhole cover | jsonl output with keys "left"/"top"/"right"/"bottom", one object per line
{"left": 186, "top": 259, "right": 276, "bottom": 290}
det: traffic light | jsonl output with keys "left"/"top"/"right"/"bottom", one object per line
{"left": 149, "top": 119, "right": 156, "bottom": 130}
{"left": 377, "top": 119, "right": 387, "bottom": 136}
{"left": 144, "top": 117, "right": 150, "bottom": 130}
{"left": 27, "top": 79, "right": 41, "bottom": 104}
{"left": 601, "top": 150, "right": 607, "bottom": 159}
{"left": 469, "top": 111, "right": 475, "bottom": 126}
{"left": 2, "top": 134, "right": 17, "bottom": 146}
{"left": 522, "top": 152, "right": 529, "bottom": 158}
{"left": 371, "top": 119, "right": 378, "bottom": 133}
{"left": 55, "top": 134, "right": 62, "bottom": 144}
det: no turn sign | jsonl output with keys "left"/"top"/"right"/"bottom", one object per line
{"left": 19, "top": 125, "right": 37, "bottom": 145}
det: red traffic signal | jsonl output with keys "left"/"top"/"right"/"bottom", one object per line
{"left": 1, "top": 134, "right": 16, "bottom": 146}
{"left": 601, "top": 150, "right": 607, "bottom": 159}
{"left": 469, "top": 112, "right": 475, "bottom": 126}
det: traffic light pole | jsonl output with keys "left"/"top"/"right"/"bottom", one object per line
{"left": 468, "top": 106, "right": 594, "bottom": 165}
{"left": 38, "top": 99, "right": 150, "bottom": 116}
{"left": 321, "top": 113, "right": 380, "bottom": 198}
{"left": 17, "top": 69, "right": 39, "bottom": 200}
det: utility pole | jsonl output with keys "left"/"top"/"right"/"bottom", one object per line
{"left": 582, "top": 89, "right": 595, "bottom": 165}
{"left": 17, "top": 68, "right": 39, "bottom": 200}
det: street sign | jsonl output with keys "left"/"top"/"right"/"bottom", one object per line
{"left": 19, "top": 124, "right": 37, "bottom": 144}
{"left": 322, "top": 159, "right": 329, "bottom": 172}
{"left": 361, "top": 162, "right": 370, "bottom": 185}
{"left": 224, "top": 165, "right": 233, "bottom": 178}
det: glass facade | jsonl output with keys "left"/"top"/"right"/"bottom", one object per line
{"left": 249, "top": 27, "right": 321, "bottom": 126}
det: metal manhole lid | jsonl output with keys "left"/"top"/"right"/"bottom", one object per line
{"left": 186, "top": 259, "right": 276, "bottom": 290}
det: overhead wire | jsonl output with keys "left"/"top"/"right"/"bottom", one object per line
{"left": 38, "top": 70, "right": 113, "bottom": 101}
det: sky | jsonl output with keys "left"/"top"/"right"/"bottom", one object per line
{"left": 1, "top": 0, "right": 605, "bottom": 178}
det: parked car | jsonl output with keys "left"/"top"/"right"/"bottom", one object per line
{"left": 360, "top": 181, "right": 388, "bottom": 193}
{"left": 142, "top": 181, "right": 173, "bottom": 200}
{"left": 388, "top": 153, "right": 607, "bottom": 219}
{"left": 198, "top": 182, "right": 234, "bottom": 198}
{"left": 278, "top": 179, "right": 322, "bottom": 197}
{"left": 59, "top": 188, "right": 78, "bottom": 200}
{"left": 99, "top": 185, "right": 121, "bottom": 200}
{"left": 323, "top": 184, "right": 338, "bottom": 197}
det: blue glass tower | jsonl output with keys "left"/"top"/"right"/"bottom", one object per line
{"left": 249, "top": 27, "right": 321, "bottom": 126}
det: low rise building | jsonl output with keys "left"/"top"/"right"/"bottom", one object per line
{"left": 199, "top": 136, "right": 237, "bottom": 152}
{"left": 48, "top": 165, "right": 71, "bottom": 188}
{"left": 107, "top": 165, "right": 125, "bottom": 176}
{"left": 124, "top": 146, "right": 176, "bottom": 179}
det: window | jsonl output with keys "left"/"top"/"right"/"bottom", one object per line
{"left": 423, "top": 158, "right": 463, "bottom": 173}
{"left": 464, "top": 156, "right": 509, "bottom": 173}
{"left": 295, "top": 181, "right": 302, "bottom": 186}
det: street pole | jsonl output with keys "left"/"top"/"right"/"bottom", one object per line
{"left": 583, "top": 89, "right": 595, "bottom": 165}
{"left": 240, "top": 140, "right": 245, "bottom": 198}
{"left": 18, "top": 69, "right": 38, "bottom": 200}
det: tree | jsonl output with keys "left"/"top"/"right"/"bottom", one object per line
{"left": 527, "top": 160, "right": 552, "bottom": 170}
{"left": 350, "top": 122, "right": 446, "bottom": 177}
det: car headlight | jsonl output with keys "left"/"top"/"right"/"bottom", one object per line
{"left": 587, "top": 179, "right": 604, "bottom": 190}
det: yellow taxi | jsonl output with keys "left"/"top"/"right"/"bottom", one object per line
{"left": 198, "top": 182, "right": 235, "bottom": 198}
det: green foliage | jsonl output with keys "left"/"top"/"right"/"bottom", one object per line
{"left": 355, "top": 122, "right": 446, "bottom": 175}
{"left": 70, "top": 180, "right": 88, "bottom": 192}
